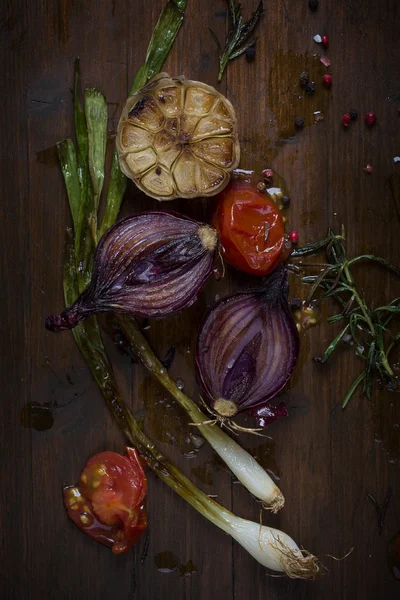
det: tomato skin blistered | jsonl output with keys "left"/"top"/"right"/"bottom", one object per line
{"left": 214, "top": 182, "right": 285, "bottom": 276}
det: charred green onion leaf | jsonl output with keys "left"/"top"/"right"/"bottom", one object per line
{"left": 195, "top": 267, "right": 299, "bottom": 426}
{"left": 210, "top": 1, "right": 264, "bottom": 82}
{"left": 131, "top": 0, "right": 188, "bottom": 94}
{"left": 46, "top": 212, "right": 218, "bottom": 331}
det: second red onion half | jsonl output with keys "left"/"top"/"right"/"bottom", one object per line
{"left": 195, "top": 267, "right": 300, "bottom": 427}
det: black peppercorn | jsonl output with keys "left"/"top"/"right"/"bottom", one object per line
{"left": 290, "top": 297, "right": 303, "bottom": 310}
{"left": 305, "top": 81, "right": 316, "bottom": 95}
{"left": 294, "top": 116, "right": 305, "bottom": 129}
{"left": 281, "top": 195, "right": 291, "bottom": 206}
{"left": 245, "top": 47, "right": 256, "bottom": 61}
{"left": 299, "top": 71, "right": 309, "bottom": 87}
{"left": 308, "top": 0, "right": 319, "bottom": 11}
{"left": 349, "top": 109, "right": 358, "bottom": 121}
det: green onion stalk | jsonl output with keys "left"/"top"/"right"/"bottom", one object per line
{"left": 53, "top": 0, "right": 320, "bottom": 578}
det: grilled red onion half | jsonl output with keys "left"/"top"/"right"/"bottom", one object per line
{"left": 195, "top": 267, "right": 299, "bottom": 427}
{"left": 46, "top": 211, "right": 218, "bottom": 332}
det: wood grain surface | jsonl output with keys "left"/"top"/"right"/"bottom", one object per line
{"left": 1, "top": 1, "right": 399, "bottom": 598}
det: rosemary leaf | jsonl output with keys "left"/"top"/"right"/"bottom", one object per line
{"left": 306, "top": 266, "right": 334, "bottom": 303}
{"left": 291, "top": 232, "right": 342, "bottom": 257}
{"left": 314, "top": 324, "right": 350, "bottom": 364}
{"left": 327, "top": 314, "right": 345, "bottom": 324}
{"left": 327, "top": 232, "right": 346, "bottom": 266}
{"left": 374, "top": 305, "right": 400, "bottom": 314}
{"left": 342, "top": 372, "right": 365, "bottom": 408}
{"left": 229, "top": 39, "right": 257, "bottom": 60}
{"left": 347, "top": 254, "right": 400, "bottom": 276}
{"left": 236, "top": 0, "right": 263, "bottom": 47}
{"left": 363, "top": 341, "right": 376, "bottom": 399}
{"left": 209, "top": 27, "right": 222, "bottom": 53}
{"left": 130, "top": 0, "right": 188, "bottom": 94}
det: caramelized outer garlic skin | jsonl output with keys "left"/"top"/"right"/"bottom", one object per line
{"left": 116, "top": 73, "right": 240, "bottom": 201}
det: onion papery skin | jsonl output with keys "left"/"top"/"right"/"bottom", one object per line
{"left": 195, "top": 268, "right": 299, "bottom": 425}
{"left": 46, "top": 211, "right": 218, "bottom": 332}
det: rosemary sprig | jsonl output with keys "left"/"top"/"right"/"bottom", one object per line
{"left": 293, "top": 228, "right": 400, "bottom": 407}
{"left": 210, "top": 1, "right": 263, "bottom": 82}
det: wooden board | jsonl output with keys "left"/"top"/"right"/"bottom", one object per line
{"left": 1, "top": 1, "right": 399, "bottom": 598}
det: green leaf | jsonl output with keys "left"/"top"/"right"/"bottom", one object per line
{"left": 347, "top": 254, "right": 400, "bottom": 276}
{"left": 98, "top": 149, "right": 127, "bottom": 239}
{"left": 305, "top": 266, "right": 334, "bottom": 303}
{"left": 130, "top": 0, "right": 188, "bottom": 94}
{"left": 291, "top": 232, "right": 343, "bottom": 257}
{"left": 229, "top": 39, "right": 256, "bottom": 60}
{"left": 84, "top": 88, "right": 108, "bottom": 240}
{"left": 342, "top": 372, "right": 365, "bottom": 408}
{"left": 73, "top": 62, "right": 94, "bottom": 292}
{"left": 363, "top": 341, "right": 376, "bottom": 399}
{"left": 327, "top": 232, "right": 346, "bottom": 266}
{"left": 209, "top": 27, "right": 221, "bottom": 53}
{"left": 63, "top": 227, "right": 80, "bottom": 307}
{"left": 349, "top": 312, "right": 368, "bottom": 352}
{"left": 314, "top": 324, "right": 350, "bottom": 364}
{"left": 374, "top": 302, "right": 400, "bottom": 314}
{"left": 57, "top": 140, "right": 81, "bottom": 233}
{"left": 237, "top": 0, "right": 263, "bottom": 46}
{"left": 228, "top": 0, "right": 239, "bottom": 27}
{"left": 327, "top": 314, "right": 345, "bottom": 324}
{"left": 73, "top": 59, "right": 88, "bottom": 189}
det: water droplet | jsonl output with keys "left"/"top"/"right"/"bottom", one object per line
{"left": 175, "top": 377, "right": 184, "bottom": 390}
{"left": 189, "top": 433, "right": 206, "bottom": 450}
{"left": 20, "top": 403, "right": 54, "bottom": 431}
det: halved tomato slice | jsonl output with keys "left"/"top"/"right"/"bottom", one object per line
{"left": 63, "top": 447, "right": 147, "bottom": 554}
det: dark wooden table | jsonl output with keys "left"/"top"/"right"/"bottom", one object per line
{"left": 1, "top": 1, "right": 399, "bottom": 598}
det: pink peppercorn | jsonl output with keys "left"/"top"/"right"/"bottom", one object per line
{"left": 321, "top": 35, "right": 329, "bottom": 48}
{"left": 365, "top": 112, "right": 377, "bottom": 126}
{"left": 262, "top": 168, "right": 274, "bottom": 181}
{"left": 289, "top": 231, "right": 299, "bottom": 244}
{"left": 341, "top": 113, "right": 351, "bottom": 127}
{"left": 323, "top": 74, "right": 332, "bottom": 87}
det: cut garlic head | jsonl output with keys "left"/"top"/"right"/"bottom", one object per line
{"left": 117, "top": 73, "right": 240, "bottom": 201}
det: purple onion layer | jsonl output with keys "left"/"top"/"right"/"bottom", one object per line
{"left": 195, "top": 267, "right": 299, "bottom": 426}
{"left": 46, "top": 211, "right": 218, "bottom": 332}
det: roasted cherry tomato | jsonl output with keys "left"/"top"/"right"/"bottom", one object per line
{"left": 214, "top": 182, "right": 285, "bottom": 276}
{"left": 63, "top": 447, "right": 147, "bottom": 554}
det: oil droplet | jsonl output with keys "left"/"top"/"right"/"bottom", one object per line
{"left": 140, "top": 377, "right": 198, "bottom": 457}
{"left": 387, "top": 531, "right": 400, "bottom": 581}
{"left": 190, "top": 465, "right": 214, "bottom": 486}
{"left": 293, "top": 303, "right": 322, "bottom": 331}
{"left": 154, "top": 551, "right": 197, "bottom": 577}
{"left": 36, "top": 145, "right": 59, "bottom": 168}
{"left": 20, "top": 402, "right": 54, "bottom": 431}
{"left": 268, "top": 50, "right": 331, "bottom": 139}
